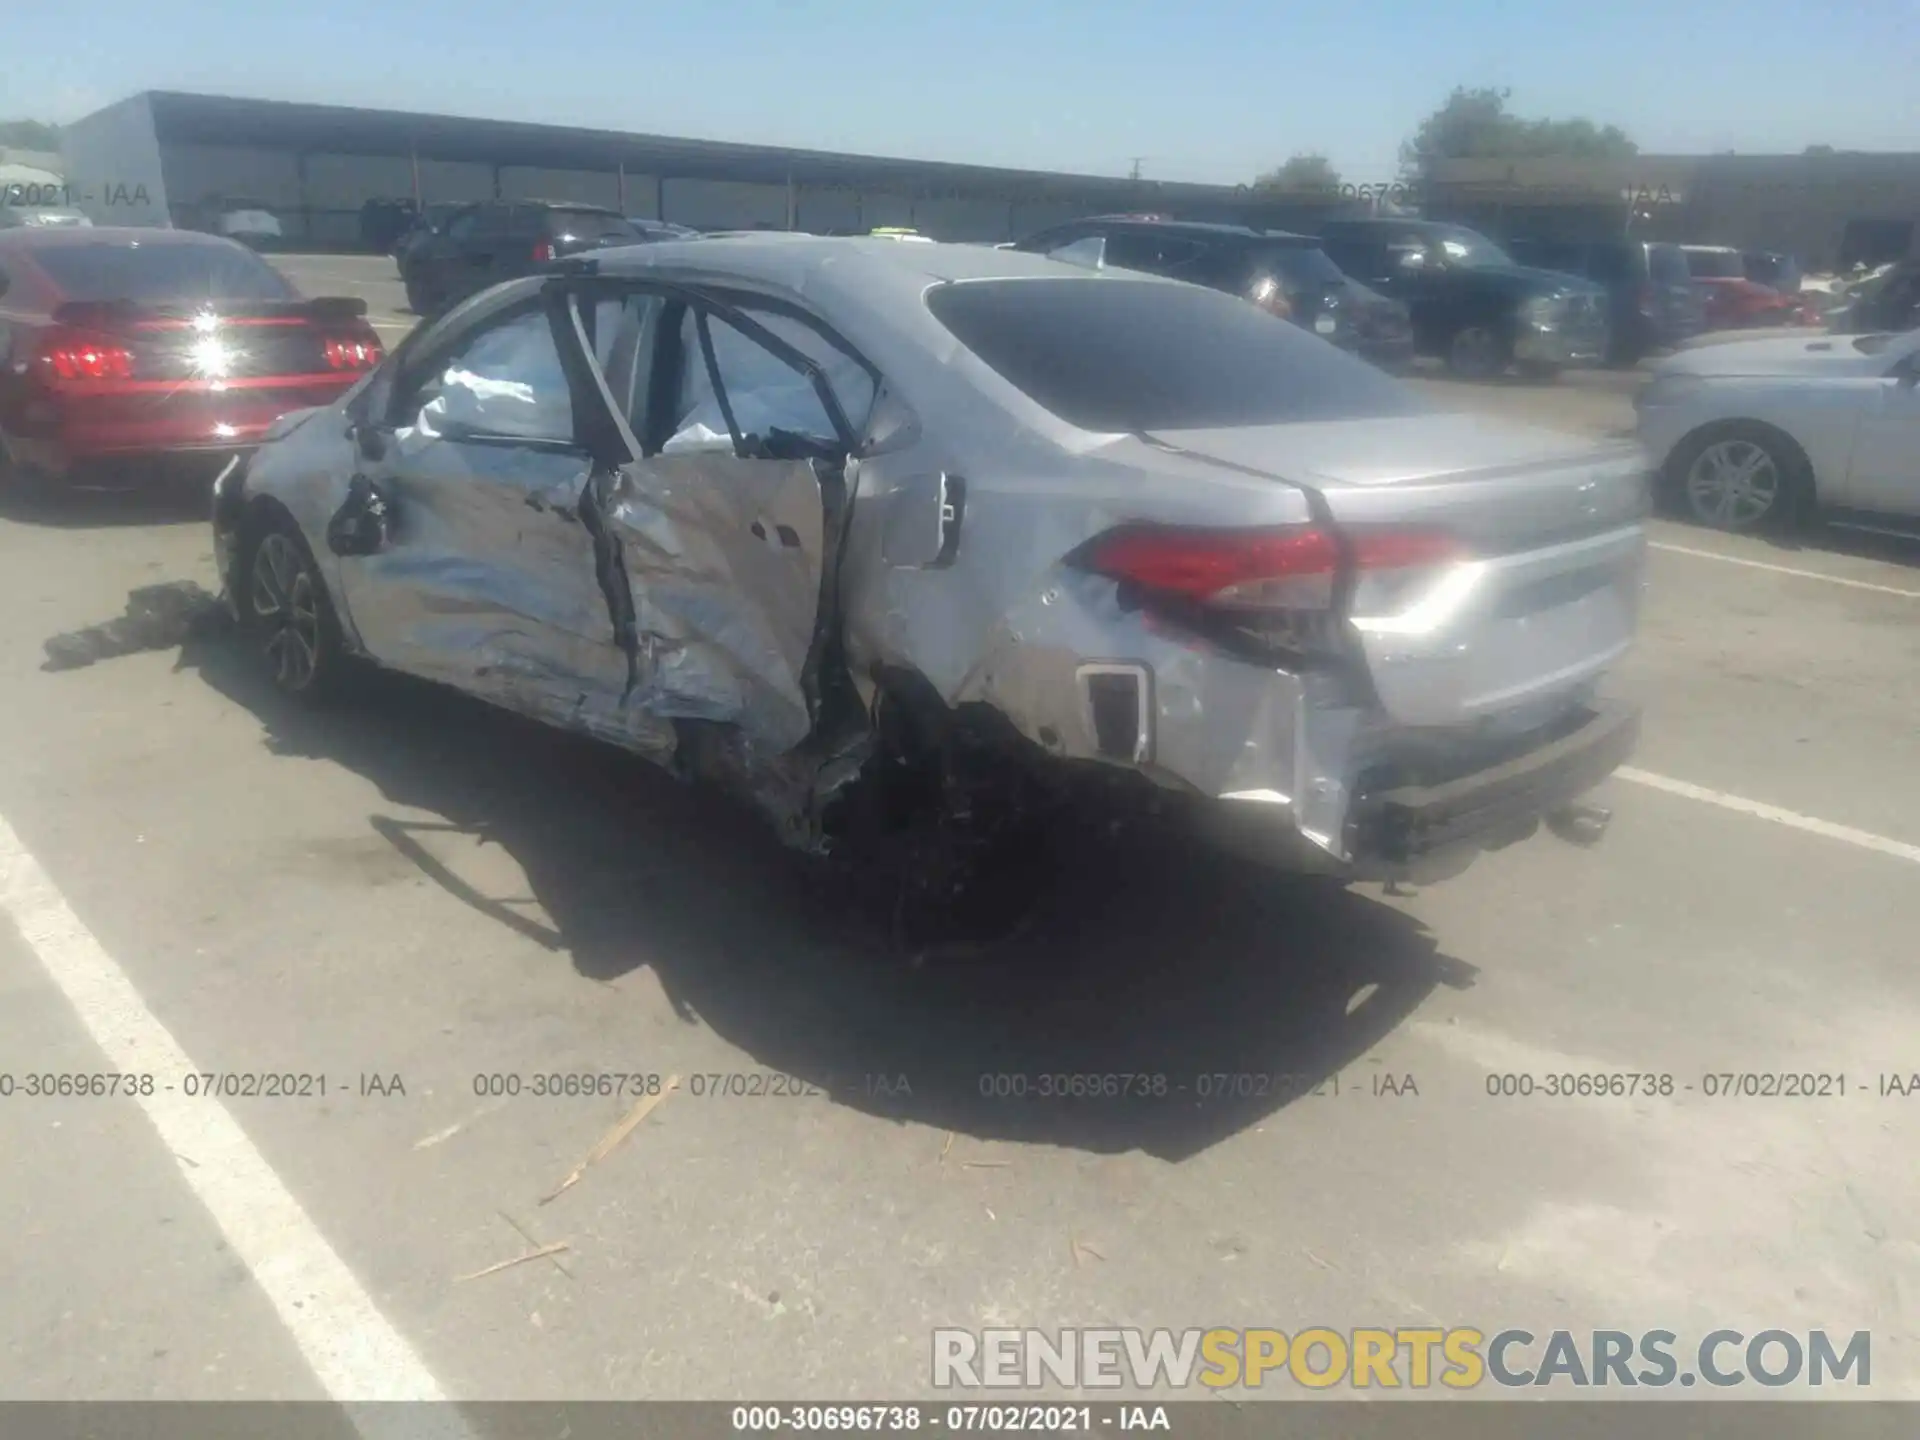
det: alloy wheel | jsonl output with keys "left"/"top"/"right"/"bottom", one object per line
{"left": 1684, "top": 439, "right": 1781, "bottom": 530}
{"left": 251, "top": 532, "right": 322, "bottom": 691}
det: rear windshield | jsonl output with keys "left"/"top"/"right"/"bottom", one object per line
{"left": 1647, "top": 244, "right": 1691, "bottom": 284}
{"left": 925, "top": 277, "right": 1425, "bottom": 432}
{"left": 28, "top": 240, "right": 297, "bottom": 304}
{"left": 1684, "top": 248, "right": 1745, "bottom": 279}
{"left": 545, "top": 210, "right": 643, "bottom": 243}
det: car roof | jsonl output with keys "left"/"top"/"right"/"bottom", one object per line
{"left": 0, "top": 224, "right": 255, "bottom": 253}
{"left": 600, "top": 232, "right": 1111, "bottom": 286}
{"left": 516, "top": 199, "right": 624, "bottom": 213}
{"left": 1059, "top": 217, "right": 1319, "bottom": 244}
{"left": 1321, "top": 216, "right": 1449, "bottom": 229}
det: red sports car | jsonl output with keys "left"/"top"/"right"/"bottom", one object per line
{"left": 1680, "top": 244, "right": 1811, "bottom": 329}
{"left": 0, "top": 226, "right": 381, "bottom": 492}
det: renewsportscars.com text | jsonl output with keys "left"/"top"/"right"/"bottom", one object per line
{"left": 931, "top": 1327, "right": 1871, "bottom": 1390}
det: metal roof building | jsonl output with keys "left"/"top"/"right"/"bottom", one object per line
{"left": 59, "top": 90, "right": 1319, "bottom": 248}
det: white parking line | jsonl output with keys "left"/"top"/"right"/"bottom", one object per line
{"left": 1617, "top": 767, "right": 1920, "bottom": 866}
{"left": 0, "top": 810, "right": 477, "bottom": 1436}
{"left": 1649, "top": 541, "right": 1920, "bottom": 599}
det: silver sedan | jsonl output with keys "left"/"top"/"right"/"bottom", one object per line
{"left": 1636, "top": 328, "right": 1920, "bottom": 534}
{"left": 213, "top": 237, "right": 1645, "bottom": 923}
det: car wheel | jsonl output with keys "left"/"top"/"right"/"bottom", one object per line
{"left": 1665, "top": 424, "right": 1808, "bottom": 534}
{"left": 0, "top": 428, "right": 54, "bottom": 507}
{"left": 1445, "top": 325, "right": 1512, "bottom": 379}
{"left": 239, "top": 510, "right": 351, "bottom": 701}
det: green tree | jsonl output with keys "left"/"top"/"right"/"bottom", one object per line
{"left": 1399, "top": 87, "right": 1636, "bottom": 180}
{"left": 1254, "top": 152, "right": 1341, "bottom": 195}
{"left": 0, "top": 119, "right": 62, "bottom": 152}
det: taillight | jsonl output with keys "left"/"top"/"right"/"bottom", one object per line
{"left": 322, "top": 334, "right": 382, "bottom": 370}
{"left": 1079, "top": 524, "right": 1340, "bottom": 610}
{"left": 37, "top": 329, "right": 134, "bottom": 382}
{"left": 532, "top": 239, "right": 556, "bottom": 263}
{"left": 1248, "top": 274, "right": 1292, "bottom": 321}
{"left": 1073, "top": 523, "right": 1462, "bottom": 641}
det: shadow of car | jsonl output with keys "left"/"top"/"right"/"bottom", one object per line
{"left": 150, "top": 615, "right": 1475, "bottom": 1162}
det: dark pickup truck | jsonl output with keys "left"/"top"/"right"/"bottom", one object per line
{"left": 1316, "top": 218, "right": 1609, "bottom": 379}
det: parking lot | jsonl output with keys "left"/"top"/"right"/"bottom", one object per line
{"left": 2, "top": 253, "right": 1918, "bottom": 1406}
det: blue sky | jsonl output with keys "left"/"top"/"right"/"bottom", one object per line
{"left": 4, "top": 0, "right": 1915, "bottom": 184}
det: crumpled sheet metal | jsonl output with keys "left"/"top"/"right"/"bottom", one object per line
{"left": 949, "top": 567, "right": 1369, "bottom": 862}
{"left": 603, "top": 451, "right": 826, "bottom": 758}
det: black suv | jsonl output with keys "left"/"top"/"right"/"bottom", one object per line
{"left": 397, "top": 201, "right": 646, "bottom": 316}
{"left": 1011, "top": 217, "right": 1415, "bottom": 369}
{"left": 1315, "top": 218, "right": 1609, "bottom": 378}
{"left": 1504, "top": 236, "right": 1704, "bottom": 365}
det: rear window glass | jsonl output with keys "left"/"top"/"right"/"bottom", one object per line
{"left": 1684, "top": 248, "right": 1745, "bottom": 279}
{"left": 546, "top": 211, "right": 643, "bottom": 244}
{"left": 1647, "top": 245, "right": 1691, "bottom": 283}
{"left": 28, "top": 240, "right": 297, "bottom": 304}
{"left": 925, "top": 277, "right": 1425, "bottom": 432}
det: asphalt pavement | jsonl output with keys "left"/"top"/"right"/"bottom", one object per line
{"left": 1, "top": 255, "right": 1917, "bottom": 1410}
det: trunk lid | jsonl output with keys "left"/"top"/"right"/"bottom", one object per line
{"left": 1143, "top": 412, "right": 1648, "bottom": 727}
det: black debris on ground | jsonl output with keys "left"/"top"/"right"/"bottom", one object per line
{"left": 42, "top": 582, "right": 232, "bottom": 672}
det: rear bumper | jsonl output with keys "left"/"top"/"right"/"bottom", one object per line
{"left": 7, "top": 381, "right": 352, "bottom": 478}
{"left": 1345, "top": 702, "right": 1640, "bottom": 867}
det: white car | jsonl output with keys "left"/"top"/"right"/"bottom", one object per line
{"left": 1635, "top": 328, "right": 1920, "bottom": 534}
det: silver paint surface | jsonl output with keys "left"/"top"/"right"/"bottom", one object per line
{"left": 224, "top": 237, "right": 1648, "bottom": 875}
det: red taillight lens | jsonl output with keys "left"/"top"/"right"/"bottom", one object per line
{"left": 1080, "top": 525, "right": 1338, "bottom": 608}
{"left": 38, "top": 330, "right": 134, "bottom": 382}
{"left": 1076, "top": 523, "right": 1462, "bottom": 618}
{"left": 532, "top": 239, "right": 555, "bottom": 263}
{"left": 322, "top": 335, "right": 381, "bottom": 370}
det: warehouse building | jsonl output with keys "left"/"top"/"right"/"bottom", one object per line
{"left": 58, "top": 90, "right": 1307, "bottom": 248}
{"left": 1426, "top": 153, "right": 1920, "bottom": 272}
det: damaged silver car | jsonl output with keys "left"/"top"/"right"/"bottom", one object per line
{"left": 212, "top": 237, "right": 1645, "bottom": 926}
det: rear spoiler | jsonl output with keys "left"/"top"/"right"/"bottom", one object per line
{"left": 51, "top": 296, "right": 370, "bottom": 327}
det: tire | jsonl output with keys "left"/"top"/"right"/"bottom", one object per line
{"left": 402, "top": 275, "right": 434, "bottom": 317}
{"left": 236, "top": 508, "right": 352, "bottom": 702}
{"left": 1661, "top": 423, "right": 1810, "bottom": 534}
{"left": 0, "top": 428, "right": 56, "bottom": 507}
{"left": 1445, "top": 324, "right": 1513, "bottom": 379}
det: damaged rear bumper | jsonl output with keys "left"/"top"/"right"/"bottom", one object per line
{"left": 1186, "top": 701, "right": 1637, "bottom": 883}
{"left": 1346, "top": 701, "right": 1638, "bottom": 868}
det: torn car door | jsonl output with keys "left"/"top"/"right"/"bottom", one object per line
{"left": 330, "top": 296, "right": 629, "bottom": 724}
{"left": 574, "top": 291, "right": 874, "bottom": 760}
